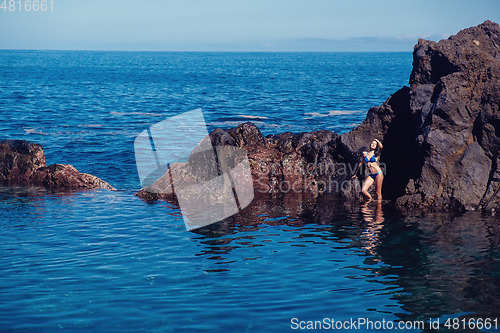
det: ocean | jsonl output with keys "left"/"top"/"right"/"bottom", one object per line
{"left": 1, "top": 50, "right": 499, "bottom": 332}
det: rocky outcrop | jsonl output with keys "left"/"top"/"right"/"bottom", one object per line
{"left": 395, "top": 20, "right": 500, "bottom": 212}
{"left": 135, "top": 122, "right": 350, "bottom": 202}
{"left": 137, "top": 20, "right": 500, "bottom": 213}
{"left": 0, "top": 140, "right": 115, "bottom": 190}
{"left": 340, "top": 20, "right": 500, "bottom": 212}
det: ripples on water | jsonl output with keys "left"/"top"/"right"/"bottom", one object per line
{"left": 1, "top": 188, "right": 499, "bottom": 332}
{"left": 1, "top": 51, "right": 499, "bottom": 332}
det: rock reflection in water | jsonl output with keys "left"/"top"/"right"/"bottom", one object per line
{"left": 382, "top": 212, "right": 500, "bottom": 323}
{"left": 187, "top": 194, "right": 500, "bottom": 324}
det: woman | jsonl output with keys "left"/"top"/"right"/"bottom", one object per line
{"left": 351, "top": 139, "right": 384, "bottom": 201}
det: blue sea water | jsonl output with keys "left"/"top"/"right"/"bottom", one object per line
{"left": 1, "top": 51, "right": 500, "bottom": 332}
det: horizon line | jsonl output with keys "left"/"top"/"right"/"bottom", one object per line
{"left": 0, "top": 48, "right": 415, "bottom": 53}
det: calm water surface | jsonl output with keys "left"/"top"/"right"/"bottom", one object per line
{"left": 0, "top": 51, "right": 499, "bottom": 332}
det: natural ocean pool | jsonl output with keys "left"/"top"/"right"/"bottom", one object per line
{"left": 1, "top": 51, "right": 499, "bottom": 332}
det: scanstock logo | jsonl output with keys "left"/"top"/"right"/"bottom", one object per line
{"left": 134, "top": 109, "right": 254, "bottom": 230}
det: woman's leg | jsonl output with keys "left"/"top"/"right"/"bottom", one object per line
{"left": 361, "top": 176, "right": 374, "bottom": 201}
{"left": 375, "top": 173, "right": 384, "bottom": 201}
{"left": 361, "top": 201, "right": 373, "bottom": 222}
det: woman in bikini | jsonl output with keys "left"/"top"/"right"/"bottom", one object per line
{"left": 351, "top": 139, "right": 384, "bottom": 201}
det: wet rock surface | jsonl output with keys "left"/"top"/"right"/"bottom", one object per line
{"left": 0, "top": 140, "right": 115, "bottom": 191}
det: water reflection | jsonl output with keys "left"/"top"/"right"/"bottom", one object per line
{"left": 0, "top": 185, "right": 51, "bottom": 226}
{"left": 189, "top": 194, "right": 500, "bottom": 325}
{"left": 5, "top": 184, "right": 499, "bottom": 327}
{"left": 0, "top": 185, "right": 120, "bottom": 226}
{"left": 360, "top": 200, "right": 385, "bottom": 256}
{"left": 379, "top": 212, "right": 500, "bottom": 323}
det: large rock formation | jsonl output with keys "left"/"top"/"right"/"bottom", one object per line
{"left": 338, "top": 20, "right": 500, "bottom": 212}
{"left": 137, "top": 20, "right": 500, "bottom": 213}
{"left": 0, "top": 140, "right": 115, "bottom": 191}
{"left": 398, "top": 20, "right": 500, "bottom": 212}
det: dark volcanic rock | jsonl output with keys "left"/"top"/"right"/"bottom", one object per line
{"left": 137, "top": 20, "right": 500, "bottom": 213}
{"left": 395, "top": 20, "right": 500, "bottom": 212}
{"left": 0, "top": 140, "right": 115, "bottom": 191}
{"left": 136, "top": 122, "right": 351, "bottom": 202}
{"left": 0, "top": 140, "right": 47, "bottom": 182}
{"left": 31, "top": 164, "right": 116, "bottom": 190}
{"left": 341, "top": 20, "right": 500, "bottom": 212}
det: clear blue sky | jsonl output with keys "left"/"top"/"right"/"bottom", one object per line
{"left": 1, "top": 0, "right": 499, "bottom": 51}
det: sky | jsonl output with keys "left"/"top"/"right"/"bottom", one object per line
{"left": 1, "top": 0, "right": 500, "bottom": 52}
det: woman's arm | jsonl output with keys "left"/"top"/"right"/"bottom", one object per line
{"left": 351, "top": 154, "right": 364, "bottom": 179}
{"left": 351, "top": 162, "right": 362, "bottom": 179}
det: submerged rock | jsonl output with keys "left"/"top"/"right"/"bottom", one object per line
{"left": 137, "top": 20, "right": 500, "bottom": 213}
{"left": 0, "top": 140, "right": 115, "bottom": 191}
